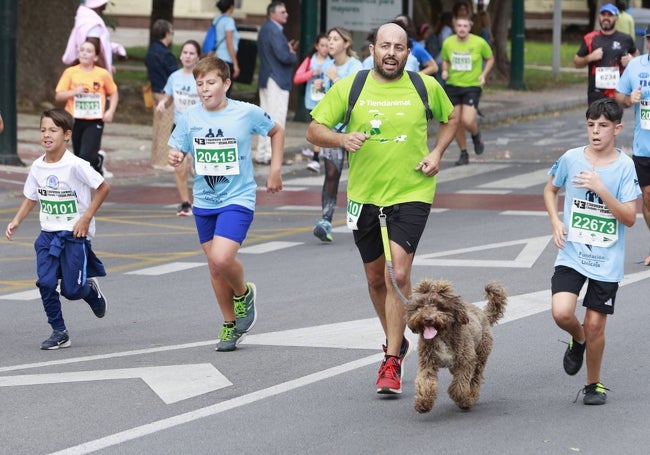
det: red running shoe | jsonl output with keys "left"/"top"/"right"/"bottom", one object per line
{"left": 376, "top": 356, "right": 402, "bottom": 394}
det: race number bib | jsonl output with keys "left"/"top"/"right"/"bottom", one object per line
{"left": 567, "top": 198, "right": 618, "bottom": 248}
{"left": 450, "top": 52, "right": 472, "bottom": 72}
{"left": 37, "top": 188, "right": 80, "bottom": 230}
{"left": 346, "top": 199, "right": 363, "bottom": 230}
{"left": 594, "top": 66, "right": 619, "bottom": 89}
{"left": 193, "top": 137, "right": 240, "bottom": 176}
{"left": 73, "top": 93, "right": 102, "bottom": 118}
{"left": 640, "top": 100, "right": 650, "bottom": 130}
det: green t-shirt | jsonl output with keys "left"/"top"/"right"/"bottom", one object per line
{"left": 310, "top": 71, "right": 454, "bottom": 206}
{"left": 441, "top": 34, "right": 493, "bottom": 87}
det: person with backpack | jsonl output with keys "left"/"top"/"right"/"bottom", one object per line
{"left": 202, "top": 0, "right": 239, "bottom": 97}
{"left": 306, "top": 22, "right": 458, "bottom": 395}
{"left": 293, "top": 33, "right": 332, "bottom": 172}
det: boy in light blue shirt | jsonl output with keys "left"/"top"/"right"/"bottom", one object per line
{"left": 168, "top": 56, "right": 284, "bottom": 351}
{"left": 544, "top": 98, "right": 640, "bottom": 405}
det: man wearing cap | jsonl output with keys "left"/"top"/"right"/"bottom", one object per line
{"left": 574, "top": 3, "right": 638, "bottom": 106}
{"left": 62, "top": 0, "right": 126, "bottom": 74}
{"left": 615, "top": 24, "right": 650, "bottom": 266}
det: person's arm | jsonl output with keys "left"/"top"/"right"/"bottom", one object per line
{"left": 419, "top": 58, "right": 438, "bottom": 76}
{"left": 266, "top": 123, "right": 284, "bottom": 193}
{"left": 6, "top": 198, "right": 37, "bottom": 240}
{"left": 55, "top": 84, "right": 85, "bottom": 103}
{"left": 415, "top": 105, "right": 459, "bottom": 176}
{"left": 0, "top": 112, "right": 4, "bottom": 134}
{"left": 479, "top": 54, "right": 494, "bottom": 85}
{"left": 543, "top": 177, "right": 566, "bottom": 249}
{"left": 225, "top": 30, "right": 240, "bottom": 79}
{"left": 574, "top": 47, "right": 603, "bottom": 69}
{"left": 615, "top": 85, "right": 642, "bottom": 108}
{"left": 155, "top": 93, "right": 172, "bottom": 112}
{"left": 306, "top": 121, "right": 370, "bottom": 152}
{"left": 572, "top": 168, "right": 637, "bottom": 227}
{"left": 72, "top": 181, "right": 110, "bottom": 238}
{"left": 103, "top": 90, "right": 119, "bottom": 123}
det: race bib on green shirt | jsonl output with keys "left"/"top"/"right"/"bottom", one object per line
{"left": 346, "top": 199, "right": 363, "bottom": 230}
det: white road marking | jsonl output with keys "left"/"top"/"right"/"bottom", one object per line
{"left": 478, "top": 168, "right": 550, "bottom": 189}
{"left": 239, "top": 241, "right": 303, "bottom": 254}
{"left": 0, "top": 364, "right": 231, "bottom": 404}
{"left": 413, "top": 235, "right": 552, "bottom": 268}
{"left": 124, "top": 262, "right": 206, "bottom": 275}
{"left": 0, "top": 289, "right": 41, "bottom": 301}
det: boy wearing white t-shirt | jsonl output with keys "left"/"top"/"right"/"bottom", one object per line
{"left": 6, "top": 109, "right": 111, "bottom": 350}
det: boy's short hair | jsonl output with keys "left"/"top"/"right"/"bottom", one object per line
{"left": 41, "top": 109, "right": 74, "bottom": 132}
{"left": 193, "top": 55, "right": 231, "bottom": 81}
{"left": 586, "top": 97, "right": 623, "bottom": 123}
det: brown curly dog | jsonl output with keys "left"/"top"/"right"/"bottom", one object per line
{"left": 405, "top": 279, "right": 507, "bottom": 413}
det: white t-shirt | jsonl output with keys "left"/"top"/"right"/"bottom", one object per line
{"left": 23, "top": 150, "right": 105, "bottom": 238}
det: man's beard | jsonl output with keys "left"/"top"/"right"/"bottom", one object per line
{"left": 600, "top": 19, "right": 615, "bottom": 32}
{"left": 373, "top": 57, "right": 406, "bottom": 80}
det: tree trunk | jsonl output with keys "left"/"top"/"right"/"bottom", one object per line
{"left": 17, "top": 0, "right": 76, "bottom": 109}
{"left": 149, "top": 0, "right": 175, "bottom": 45}
{"left": 489, "top": 0, "right": 512, "bottom": 83}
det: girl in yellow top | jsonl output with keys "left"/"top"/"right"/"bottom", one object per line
{"left": 55, "top": 40, "right": 119, "bottom": 175}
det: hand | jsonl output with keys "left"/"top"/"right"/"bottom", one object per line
{"left": 6, "top": 222, "right": 18, "bottom": 241}
{"left": 415, "top": 151, "right": 442, "bottom": 176}
{"left": 342, "top": 132, "right": 370, "bottom": 152}
{"left": 590, "top": 47, "right": 604, "bottom": 62}
{"left": 168, "top": 150, "right": 184, "bottom": 167}
{"left": 572, "top": 168, "right": 602, "bottom": 192}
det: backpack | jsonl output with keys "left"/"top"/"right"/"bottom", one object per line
{"left": 202, "top": 15, "right": 225, "bottom": 54}
{"left": 337, "top": 69, "right": 433, "bottom": 132}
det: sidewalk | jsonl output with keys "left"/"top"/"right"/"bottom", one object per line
{"left": 9, "top": 83, "right": 587, "bottom": 186}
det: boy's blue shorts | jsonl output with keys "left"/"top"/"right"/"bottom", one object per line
{"left": 193, "top": 204, "right": 254, "bottom": 245}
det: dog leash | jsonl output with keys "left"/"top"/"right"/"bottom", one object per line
{"left": 378, "top": 207, "right": 409, "bottom": 304}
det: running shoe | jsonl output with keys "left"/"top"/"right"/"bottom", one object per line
{"left": 578, "top": 382, "right": 609, "bottom": 405}
{"left": 234, "top": 282, "right": 257, "bottom": 334}
{"left": 41, "top": 330, "right": 71, "bottom": 350}
{"left": 307, "top": 160, "right": 320, "bottom": 173}
{"left": 563, "top": 337, "right": 586, "bottom": 376}
{"left": 215, "top": 323, "right": 244, "bottom": 352}
{"left": 382, "top": 337, "right": 411, "bottom": 385}
{"left": 86, "top": 278, "right": 107, "bottom": 318}
{"left": 472, "top": 132, "right": 485, "bottom": 155}
{"left": 177, "top": 202, "right": 193, "bottom": 217}
{"left": 376, "top": 356, "right": 402, "bottom": 394}
{"left": 455, "top": 151, "right": 469, "bottom": 166}
{"left": 302, "top": 148, "right": 314, "bottom": 158}
{"left": 313, "top": 219, "right": 333, "bottom": 242}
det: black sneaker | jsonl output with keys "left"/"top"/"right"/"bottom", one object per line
{"left": 41, "top": 330, "right": 71, "bottom": 350}
{"left": 563, "top": 337, "right": 585, "bottom": 375}
{"left": 576, "top": 382, "right": 609, "bottom": 405}
{"left": 455, "top": 151, "right": 469, "bottom": 166}
{"left": 472, "top": 132, "right": 484, "bottom": 155}
{"left": 87, "top": 278, "right": 107, "bottom": 318}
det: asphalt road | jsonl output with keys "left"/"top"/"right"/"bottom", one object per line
{"left": 1, "top": 107, "right": 649, "bottom": 454}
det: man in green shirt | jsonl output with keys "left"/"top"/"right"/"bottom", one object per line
{"left": 307, "top": 22, "right": 458, "bottom": 395}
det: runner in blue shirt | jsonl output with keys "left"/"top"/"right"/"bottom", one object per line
{"left": 168, "top": 56, "right": 284, "bottom": 351}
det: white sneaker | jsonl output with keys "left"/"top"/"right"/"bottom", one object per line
{"left": 302, "top": 148, "right": 314, "bottom": 158}
{"left": 307, "top": 160, "right": 320, "bottom": 173}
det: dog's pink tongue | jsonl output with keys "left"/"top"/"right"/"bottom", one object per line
{"left": 423, "top": 326, "right": 438, "bottom": 340}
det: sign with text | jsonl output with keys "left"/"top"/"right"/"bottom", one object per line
{"left": 326, "top": 0, "right": 403, "bottom": 32}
